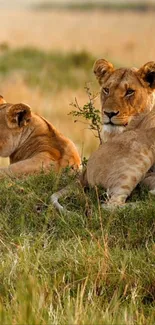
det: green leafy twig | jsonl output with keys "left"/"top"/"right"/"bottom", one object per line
{"left": 69, "top": 85, "right": 102, "bottom": 145}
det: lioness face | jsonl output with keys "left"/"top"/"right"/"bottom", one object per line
{"left": 94, "top": 59, "right": 155, "bottom": 141}
{"left": 0, "top": 101, "right": 31, "bottom": 157}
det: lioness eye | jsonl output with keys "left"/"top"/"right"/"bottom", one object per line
{"left": 126, "top": 88, "right": 135, "bottom": 96}
{"left": 103, "top": 88, "right": 109, "bottom": 95}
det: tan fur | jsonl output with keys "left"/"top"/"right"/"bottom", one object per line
{"left": 93, "top": 59, "right": 155, "bottom": 142}
{"left": 0, "top": 101, "right": 81, "bottom": 177}
{"left": 51, "top": 109, "right": 155, "bottom": 211}
{"left": 83, "top": 108, "right": 155, "bottom": 207}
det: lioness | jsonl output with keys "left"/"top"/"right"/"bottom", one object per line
{"left": 51, "top": 60, "right": 155, "bottom": 211}
{"left": 0, "top": 97, "right": 81, "bottom": 177}
{"left": 51, "top": 108, "right": 155, "bottom": 211}
{"left": 82, "top": 108, "right": 155, "bottom": 207}
{"left": 93, "top": 59, "right": 155, "bottom": 190}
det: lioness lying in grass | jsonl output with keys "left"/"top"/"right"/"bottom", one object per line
{"left": 0, "top": 97, "right": 80, "bottom": 177}
{"left": 51, "top": 107, "right": 155, "bottom": 211}
{"left": 51, "top": 59, "right": 155, "bottom": 211}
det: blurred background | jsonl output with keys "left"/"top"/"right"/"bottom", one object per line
{"left": 0, "top": 0, "right": 155, "bottom": 165}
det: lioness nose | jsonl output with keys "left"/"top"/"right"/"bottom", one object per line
{"left": 104, "top": 111, "right": 119, "bottom": 119}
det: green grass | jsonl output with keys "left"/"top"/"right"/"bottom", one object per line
{"left": 33, "top": 1, "right": 155, "bottom": 12}
{"left": 0, "top": 169, "right": 155, "bottom": 324}
{"left": 0, "top": 47, "right": 95, "bottom": 91}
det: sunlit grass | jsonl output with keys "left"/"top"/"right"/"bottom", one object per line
{"left": 0, "top": 170, "right": 154, "bottom": 324}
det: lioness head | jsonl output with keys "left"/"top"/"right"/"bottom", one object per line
{"left": 94, "top": 59, "right": 155, "bottom": 141}
{"left": 0, "top": 99, "right": 31, "bottom": 157}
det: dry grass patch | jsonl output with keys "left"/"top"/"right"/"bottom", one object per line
{"left": 0, "top": 10, "right": 154, "bottom": 65}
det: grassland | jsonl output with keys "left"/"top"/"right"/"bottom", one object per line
{"left": 0, "top": 170, "right": 154, "bottom": 324}
{"left": 0, "top": 8, "right": 154, "bottom": 324}
{"left": 0, "top": 47, "right": 154, "bottom": 322}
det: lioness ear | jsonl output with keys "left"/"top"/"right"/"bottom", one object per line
{"left": 0, "top": 95, "right": 6, "bottom": 105}
{"left": 93, "top": 59, "right": 114, "bottom": 85}
{"left": 137, "top": 61, "right": 155, "bottom": 89}
{"left": 6, "top": 103, "right": 31, "bottom": 128}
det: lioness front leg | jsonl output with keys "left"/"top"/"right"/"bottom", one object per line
{"left": 102, "top": 193, "right": 128, "bottom": 209}
{"left": 102, "top": 172, "right": 142, "bottom": 209}
{"left": 102, "top": 192, "right": 139, "bottom": 210}
{"left": 0, "top": 154, "right": 56, "bottom": 178}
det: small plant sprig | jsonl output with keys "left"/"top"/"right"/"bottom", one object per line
{"left": 69, "top": 85, "right": 102, "bottom": 145}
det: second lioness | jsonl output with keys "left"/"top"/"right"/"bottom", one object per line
{"left": 0, "top": 98, "right": 80, "bottom": 177}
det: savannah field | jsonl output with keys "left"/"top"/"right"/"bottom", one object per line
{"left": 0, "top": 6, "right": 155, "bottom": 325}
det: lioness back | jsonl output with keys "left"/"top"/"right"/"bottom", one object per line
{"left": 10, "top": 112, "right": 81, "bottom": 169}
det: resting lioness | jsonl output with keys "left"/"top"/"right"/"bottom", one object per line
{"left": 51, "top": 59, "right": 155, "bottom": 211}
{"left": 51, "top": 108, "right": 155, "bottom": 211}
{"left": 82, "top": 108, "right": 155, "bottom": 207}
{"left": 93, "top": 59, "right": 155, "bottom": 190}
{"left": 0, "top": 97, "right": 80, "bottom": 177}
